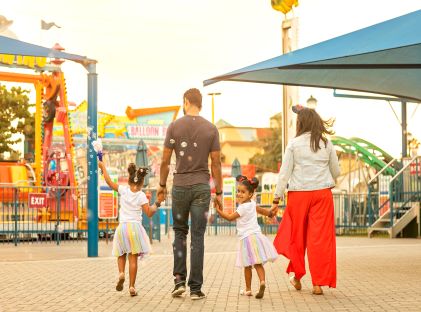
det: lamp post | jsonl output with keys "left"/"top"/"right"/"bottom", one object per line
{"left": 306, "top": 95, "right": 317, "bottom": 109}
{"left": 208, "top": 92, "right": 221, "bottom": 124}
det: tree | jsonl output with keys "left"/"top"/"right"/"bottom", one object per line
{"left": 0, "top": 85, "right": 33, "bottom": 160}
{"left": 249, "top": 114, "right": 283, "bottom": 172}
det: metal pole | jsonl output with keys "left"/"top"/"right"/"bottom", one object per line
{"left": 87, "top": 63, "right": 98, "bottom": 257}
{"left": 208, "top": 93, "right": 221, "bottom": 124}
{"left": 14, "top": 188, "right": 18, "bottom": 246}
{"left": 106, "top": 219, "right": 108, "bottom": 245}
{"left": 402, "top": 101, "right": 407, "bottom": 158}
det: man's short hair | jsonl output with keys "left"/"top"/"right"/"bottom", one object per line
{"left": 183, "top": 88, "right": 202, "bottom": 109}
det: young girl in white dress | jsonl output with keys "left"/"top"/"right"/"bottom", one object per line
{"left": 98, "top": 161, "right": 163, "bottom": 297}
{"left": 215, "top": 175, "right": 278, "bottom": 299}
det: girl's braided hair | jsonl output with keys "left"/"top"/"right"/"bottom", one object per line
{"left": 127, "top": 163, "right": 148, "bottom": 187}
{"left": 236, "top": 175, "right": 259, "bottom": 193}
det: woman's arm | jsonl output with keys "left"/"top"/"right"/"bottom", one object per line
{"left": 274, "top": 143, "right": 294, "bottom": 200}
{"left": 328, "top": 141, "right": 341, "bottom": 179}
{"left": 98, "top": 161, "right": 118, "bottom": 192}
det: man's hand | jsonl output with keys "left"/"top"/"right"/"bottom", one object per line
{"left": 156, "top": 191, "right": 165, "bottom": 204}
{"left": 213, "top": 194, "right": 223, "bottom": 211}
{"left": 157, "top": 185, "right": 167, "bottom": 201}
{"left": 214, "top": 197, "right": 223, "bottom": 215}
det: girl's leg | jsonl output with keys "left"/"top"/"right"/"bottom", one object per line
{"left": 254, "top": 264, "right": 265, "bottom": 283}
{"left": 116, "top": 254, "right": 126, "bottom": 291}
{"left": 244, "top": 266, "right": 252, "bottom": 292}
{"left": 128, "top": 253, "right": 138, "bottom": 288}
{"left": 118, "top": 254, "right": 126, "bottom": 274}
{"left": 254, "top": 264, "right": 266, "bottom": 299}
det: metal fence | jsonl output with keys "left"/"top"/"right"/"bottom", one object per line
{"left": 160, "top": 191, "right": 375, "bottom": 237}
{"left": 1, "top": 186, "right": 379, "bottom": 245}
{"left": 0, "top": 185, "right": 88, "bottom": 245}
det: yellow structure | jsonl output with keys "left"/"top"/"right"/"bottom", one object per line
{"left": 217, "top": 120, "right": 271, "bottom": 165}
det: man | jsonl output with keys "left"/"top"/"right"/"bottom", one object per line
{"left": 158, "top": 88, "right": 223, "bottom": 300}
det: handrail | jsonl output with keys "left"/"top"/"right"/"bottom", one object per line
{"left": 368, "top": 158, "right": 398, "bottom": 184}
{"left": 390, "top": 156, "right": 420, "bottom": 183}
{"left": 0, "top": 180, "right": 35, "bottom": 186}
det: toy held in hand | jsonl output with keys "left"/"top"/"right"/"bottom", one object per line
{"left": 92, "top": 139, "right": 103, "bottom": 161}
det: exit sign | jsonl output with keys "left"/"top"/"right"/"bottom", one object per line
{"left": 28, "top": 193, "right": 47, "bottom": 209}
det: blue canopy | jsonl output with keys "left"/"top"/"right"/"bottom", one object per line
{"left": 0, "top": 35, "right": 95, "bottom": 64}
{"left": 204, "top": 10, "right": 421, "bottom": 102}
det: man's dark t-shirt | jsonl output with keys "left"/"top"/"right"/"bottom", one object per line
{"left": 164, "top": 115, "right": 220, "bottom": 186}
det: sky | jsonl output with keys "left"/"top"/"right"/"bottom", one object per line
{"left": 2, "top": 0, "right": 421, "bottom": 157}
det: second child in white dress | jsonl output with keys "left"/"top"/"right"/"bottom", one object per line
{"left": 215, "top": 175, "right": 278, "bottom": 299}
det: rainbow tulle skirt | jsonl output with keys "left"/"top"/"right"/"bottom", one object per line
{"left": 112, "top": 222, "right": 151, "bottom": 258}
{"left": 236, "top": 233, "right": 278, "bottom": 268}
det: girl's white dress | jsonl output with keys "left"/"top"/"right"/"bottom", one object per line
{"left": 112, "top": 185, "right": 151, "bottom": 257}
{"left": 235, "top": 201, "right": 278, "bottom": 267}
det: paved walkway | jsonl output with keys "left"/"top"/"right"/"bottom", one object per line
{"left": 1, "top": 235, "right": 421, "bottom": 312}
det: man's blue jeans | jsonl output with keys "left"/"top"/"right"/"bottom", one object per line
{"left": 172, "top": 184, "right": 210, "bottom": 292}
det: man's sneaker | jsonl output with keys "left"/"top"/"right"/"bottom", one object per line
{"left": 190, "top": 291, "right": 206, "bottom": 300}
{"left": 171, "top": 283, "right": 186, "bottom": 297}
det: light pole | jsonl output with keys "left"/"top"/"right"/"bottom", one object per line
{"left": 306, "top": 95, "right": 317, "bottom": 109}
{"left": 271, "top": 1, "right": 299, "bottom": 156}
{"left": 208, "top": 92, "right": 221, "bottom": 124}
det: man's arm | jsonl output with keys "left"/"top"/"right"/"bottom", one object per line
{"left": 210, "top": 150, "right": 223, "bottom": 209}
{"left": 210, "top": 151, "right": 222, "bottom": 193}
{"left": 159, "top": 147, "right": 173, "bottom": 197}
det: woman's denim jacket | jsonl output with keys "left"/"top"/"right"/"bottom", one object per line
{"left": 274, "top": 133, "right": 340, "bottom": 198}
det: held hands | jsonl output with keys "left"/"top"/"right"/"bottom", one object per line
{"left": 157, "top": 185, "right": 167, "bottom": 202}
{"left": 152, "top": 192, "right": 166, "bottom": 214}
{"left": 213, "top": 194, "right": 223, "bottom": 213}
{"left": 156, "top": 192, "right": 165, "bottom": 204}
{"left": 270, "top": 204, "right": 279, "bottom": 218}
{"left": 270, "top": 196, "right": 283, "bottom": 217}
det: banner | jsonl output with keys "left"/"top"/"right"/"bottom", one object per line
{"left": 98, "top": 172, "right": 118, "bottom": 219}
{"left": 223, "top": 177, "right": 236, "bottom": 214}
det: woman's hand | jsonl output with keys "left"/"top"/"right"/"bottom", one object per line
{"left": 270, "top": 204, "right": 279, "bottom": 217}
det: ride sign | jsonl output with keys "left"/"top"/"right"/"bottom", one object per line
{"left": 28, "top": 193, "right": 47, "bottom": 209}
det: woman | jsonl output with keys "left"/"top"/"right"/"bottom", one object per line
{"left": 272, "top": 105, "right": 340, "bottom": 295}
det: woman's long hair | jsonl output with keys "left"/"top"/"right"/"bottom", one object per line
{"left": 295, "top": 108, "right": 335, "bottom": 152}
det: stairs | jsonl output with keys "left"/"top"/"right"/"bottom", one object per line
{"left": 368, "top": 202, "right": 420, "bottom": 238}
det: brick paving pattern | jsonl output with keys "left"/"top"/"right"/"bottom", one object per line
{"left": 1, "top": 236, "right": 421, "bottom": 311}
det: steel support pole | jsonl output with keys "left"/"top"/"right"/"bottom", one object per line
{"left": 402, "top": 101, "right": 407, "bottom": 158}
{"left": 87, "top": 63, "right": 98, "bottom": 257}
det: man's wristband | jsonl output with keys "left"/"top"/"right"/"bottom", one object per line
{"left": 159, "top": 183, "right": 166, "bottom": 188}
{"left": 155, "top": 201, "right": 161, "bottom": 208}
{"left": 215, "top": 190, "right": 222, "bottom": 196}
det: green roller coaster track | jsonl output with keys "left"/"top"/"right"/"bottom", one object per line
{"left": 331, "top": 136, "right": 396, "bottom": 176}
